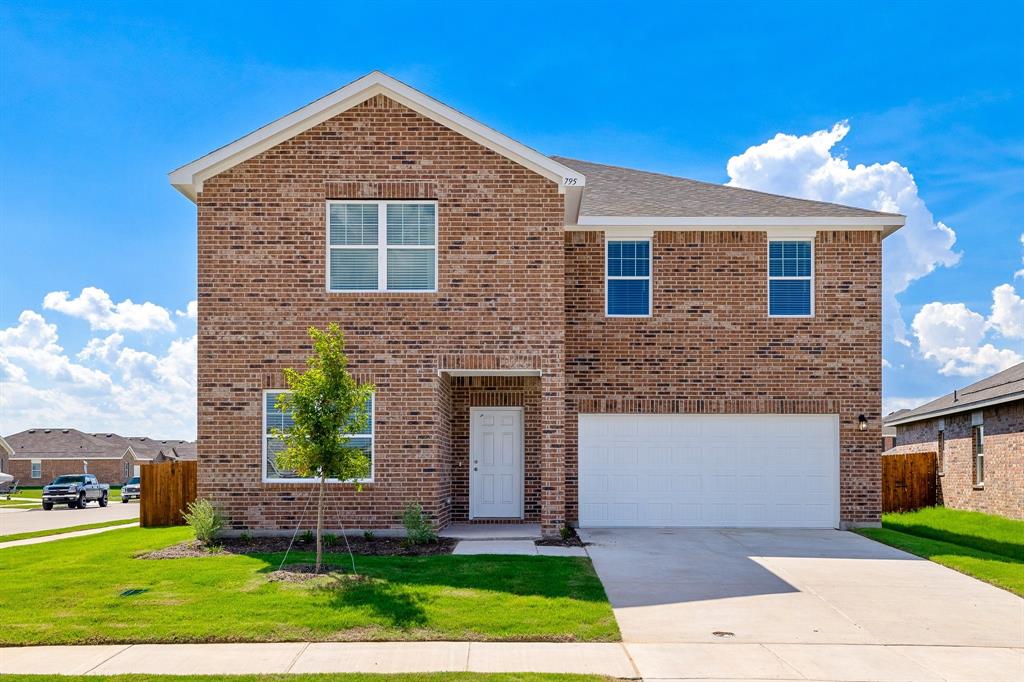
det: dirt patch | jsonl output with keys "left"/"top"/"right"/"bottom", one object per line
{"left": 267, "top": 563, "right": 372, "bottom": 584}
{"left": 535, "top": 526, "right": 588, "bottom": 547}
{"left": 139, "top": 535, "right": 457, "bottom": 559}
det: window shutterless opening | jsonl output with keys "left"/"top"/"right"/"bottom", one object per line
{"left": 606, "top": 238, "right": 652, "bottom": 317}
{"left": 768, "top": 239, "right": 814, "bottom": 317}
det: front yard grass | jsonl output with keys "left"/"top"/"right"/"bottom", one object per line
{"left": 0, "top": 517, "right": 138, "bottom": 543}
{"left": 0, "top": 527, "right": 619, "bottom": 645}
{"left": 857, "top": 507, "right": 1024, "bottom": 596}
{"left": 0, "top": 671, "right": 622, "bottom": 675}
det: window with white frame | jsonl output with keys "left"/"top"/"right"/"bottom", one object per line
{"left": 768, "top": 240, "right": 813, "bottom": 316}
{"left": 263, "top": 390, "right": 374, "bottom": 482}
{"left": 606, "top": 239, "right": 651, "bottom": 316}
{"left": 972, "top": 424, "right": 984, "bottom": 486}
{"left": 327, "top": 201, "right": 436, "bottom": 292}
{"left": 31, "top": 460, "right": 41, "bottom": 478}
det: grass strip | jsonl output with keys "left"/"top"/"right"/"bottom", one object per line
{"left": 0, "top": 517, "right": 137, "bottom": 543}
{"left": 880, "top": 507, "right": 1024, "bottom": 561}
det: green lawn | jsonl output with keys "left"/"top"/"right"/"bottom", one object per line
{"left": 857, "top": 507, "right": 1024, "bottom": 596}
{"left": 0, "top": 527, "right": 619, "bottom": 646}
{"left": 0, "top": 671, "right": 618, "bottom": 675}
{"left": 0, "top": 517, "right": 138, "bottom": 543}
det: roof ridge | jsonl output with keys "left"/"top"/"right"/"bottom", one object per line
{"left": 551, "top": 155, "right": 904, "bottom": 219}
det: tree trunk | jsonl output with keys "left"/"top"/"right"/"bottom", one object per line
{"left": 315, "top": 473, "right": 326, "bottom": 573}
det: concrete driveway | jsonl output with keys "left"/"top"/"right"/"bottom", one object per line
{"left": 0, "top": 499, "right": 138, "bottom": 535}
{"left": 581, "top": 528, "right": 1023, "bottom": 681}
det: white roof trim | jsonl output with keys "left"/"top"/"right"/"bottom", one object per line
{"left": 437, "top": 369, "right": 543, "bottom": 378}
{"left": 169, "top": 71, "right": 585, "bottom": 202}
{"left": 885, "top": 391, "right": 1024, "bottom": 427}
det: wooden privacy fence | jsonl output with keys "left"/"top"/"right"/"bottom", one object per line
{"left": 882, "top": 451, "right": 937, "bottom": 513}
{"left": 140, "top": 460, "right": 197, "bottom": 527}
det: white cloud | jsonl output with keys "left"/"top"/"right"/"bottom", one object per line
{"left": 1015, "top": 234, "right": 1024, "bottom": 279}
{"left": 726, "top": 121, "right": 961, "bottom": 344}
{"left": 43, "top": 287, "right": 175, "bottom": 333}
{"left": 881, "top": 358, "right": 893, "bottom": 369}
{"left": 176, "top": 300, "right": 197, "bottom": 320}
{"left": 911, "top": 299, "right": 1022, "bottom": 376}
{"left": 0, "top": 303, "right": 195, "bottom": 439}
{"left": 989, "top": 283, "right": 1024, "bottom": 339}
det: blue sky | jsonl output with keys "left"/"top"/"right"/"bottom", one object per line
{"left": 1, "top": 1, "right": 1022, "bottom": 438}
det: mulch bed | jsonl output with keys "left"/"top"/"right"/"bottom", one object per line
{"left": 139, "top": 535, "right": 457, "bottom": 559}
{"left": 535, "top": 526, "right": 588, "bottom": 547}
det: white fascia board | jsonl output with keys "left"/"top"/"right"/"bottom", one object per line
{"left": 885, "top": 392, "right": 1024, "bottom": 427}
{"left": 169, "top": 71, "right": 585, "bottom": 202}
{"left": 571, "top": 215, "right": 905, "bottom": 227}
{"left": 0, "top": 437, "right": 12, "bottom": 457}
{"left": 438, "top": 369, "right": 543, "bottom": 378}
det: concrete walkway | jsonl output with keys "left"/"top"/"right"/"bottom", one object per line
{"left": 0, "top": 642, "right": 638, "bottom": 677}
{"left": 0, "top": 499, "right": 138, "bottom": 535}
{"left": 0, "top": 521, "right": 139, "bottom": 549}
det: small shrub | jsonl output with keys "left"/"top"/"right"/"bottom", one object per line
{"left": 402, "top": 502, "right": 437, "bottom": 545}
{"left": 560, "top": 525, "right": 573, "bottom": 542}
{"left": 183, "top": 499, "right": 223, "bottom": 546}
{"left": 299, "top": 529, "right": 314, "bottom": 544}
{"left": 323, "top": 533, "right": 337, "bottom": 546}
{"left": 363, "top": 530, "right": 376, "bottom": 541}
{"left": 239, "top": 530, "right": 253, "bottom": 543}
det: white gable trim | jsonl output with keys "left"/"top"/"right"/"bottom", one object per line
{"left": 169, "top": 71, "right": 585, "bottom": 202}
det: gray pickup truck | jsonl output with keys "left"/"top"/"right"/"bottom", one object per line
{"left": 42, "top": 474, "right": 109, "bottom": 510}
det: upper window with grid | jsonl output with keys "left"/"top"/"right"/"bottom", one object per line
{"left": 328, "top": 201, "right": 436, "bottom": 292}
{"left": 606, "top": 239, "right": 651, "bottom": 316}
{"left": 768, "top": 240, "right": 813, "bottom": 317}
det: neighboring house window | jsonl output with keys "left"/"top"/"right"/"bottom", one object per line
{"left": 123, "top": 461, "right": 130, "bottom": 480}
{"left": 31, "top": 460, "right": 41, "bottom": 478}
{"left": 936, "top": 429, "right": 945, "bottom": 474}
{"left": 768, "top": 240, "right": 813, "bottom": 316}
{"left": 263, "top": 390, "right": 374, "bottom": 482}
{"left": 606, "top": 239, "right": 651, "bottom": 316}
{"left": 972, "top": 425, "right": 984, "bottom": 486}
{"left": 327, "top": 201, "right": 437, "bottom": 292}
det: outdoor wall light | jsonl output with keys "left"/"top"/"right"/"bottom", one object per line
{"left": 858, "top": 414, "right": 868, "bottom": 431}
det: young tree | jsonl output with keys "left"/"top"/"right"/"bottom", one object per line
{"left": 271, "top": 323, "right": 375, "bottom": 573}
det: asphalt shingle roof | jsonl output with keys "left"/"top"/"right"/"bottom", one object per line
{"left": 553, "top": 156, "right": 904, "bottom": 220}
{"left": 885, "top": 363, "right": 1024, "bottom": 425}
{"left": 3, "top": 428, "right": 197, "bottom": 460}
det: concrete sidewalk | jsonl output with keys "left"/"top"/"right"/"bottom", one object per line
{"left": 0, "top": 642, "right": 638, "bottom": 677}
{"left": 0, "top": 522, "right": 139, "bottom": 549}
{"left": 4, "top": 641, "right": 1022, "bottom": 680}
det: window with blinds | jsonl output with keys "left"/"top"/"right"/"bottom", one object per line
{"left": 263, "top": 390, "right": 374, "bottom": 482}
{"left": 606, "top": 239, "right": 651, "bottom": 316}
{"left": 768, "top": 240, "right": 813, "bottom": 316}
{"left": 328, "top": 201, "right": 436, "bottom": 292}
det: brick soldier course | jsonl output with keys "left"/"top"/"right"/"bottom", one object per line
{"left": 170, "top": 71, "right": 905, "bottom": 536}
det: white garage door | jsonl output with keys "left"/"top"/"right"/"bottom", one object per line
{"left": 578, "top": 414, "right": 839, "bottom": 528}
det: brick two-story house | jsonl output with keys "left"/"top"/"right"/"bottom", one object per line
{"left": 170, "top": 72, "right": 904, "bottom": 536}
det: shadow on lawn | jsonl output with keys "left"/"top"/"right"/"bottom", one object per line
{"left": 244, "top": 551, "right": 606, "bottom": 628}
{"left": 882, "top": 523, "right": 1024, "bottom": 562}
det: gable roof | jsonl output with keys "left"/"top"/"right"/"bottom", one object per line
{"left": 553, "top": 156, "right": 904, "bottom": 231}
{"left": 5, "top": 428, "right": 131, "bottom": 459}
{"left": 885, "top": 363, "right": 1024, "bottom": 426}
{"left": 169, "top": 71, "right": 585, "bottom": 201}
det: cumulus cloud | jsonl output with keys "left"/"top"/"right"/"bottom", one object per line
{"left": 726, "top": 121, "right": 961, "bottom": 344}
{"left": 989, "top": 283, "right": 1024, "bottom": 339}
{"left": 43, "top": 286, "right": 176, "bottom": 333}
{"left": 910, "top": 300, "right": 1021, "bottom": 376}
{"left": 0, "top": 303, "right": 195, "bottom": 439}
{"left": 176, "top": 300, "right": 198, "bottom": 320}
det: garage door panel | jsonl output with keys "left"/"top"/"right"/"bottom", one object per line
{"left": 578, "top": 414, "right": 838, "bottom": 529}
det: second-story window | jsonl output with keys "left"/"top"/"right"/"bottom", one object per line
{"left": 328, "top": 201, "right": 437, "bottom": 292}
{"left": 768, "top": 239, "right": 814, "bottom": 317}
{"left": 606, "top": 239, "right": 651, "bottom": 316}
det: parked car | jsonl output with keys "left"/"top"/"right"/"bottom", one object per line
{"left": 121, "top": 476, "right": 141, "bottom": 503}
{"left": 41, "top": 474, "right": 109, "bottom": 510}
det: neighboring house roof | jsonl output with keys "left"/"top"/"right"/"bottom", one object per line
{"left": 553, "top": 157, "right": 904, "bottom": 230}
{"left": 5, "top": 428, "right": 131, "bottom": 459}
{"left": 884, "top": 363, "right": 1024, "bottom": 427}
{"left": 3, "top": 429, "right": 198, "bottom": 461}
{"left": 169, "top": 71, "right": 585, "bottom": 201}
{"left": 0, "top": 436, "right": 12, "bottom": 458}
{"left": 169, "top": 71, "right": 905, "bottom": 236}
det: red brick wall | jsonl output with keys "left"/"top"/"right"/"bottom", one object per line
{"left": 890, "top": 401, "right": 1023, "bottom": 519}
{"left": 564, "top": 230, "right": 883, "bottom": 526}
{"left": 196, "top": 94, "right": 566, "bottom": 533}
{"left": 7, "top": 456, "right": 132, "bottom": 486}
{"left": 449, "top": 376, "right": 541, "bottom": 522}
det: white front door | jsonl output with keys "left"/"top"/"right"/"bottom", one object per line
{"left": 470, "top": 407, "right": 523, "bottom": 519}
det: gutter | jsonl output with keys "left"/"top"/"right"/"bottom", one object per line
{"left": 885, "top": 391, "right": 1024, "bottom": 427}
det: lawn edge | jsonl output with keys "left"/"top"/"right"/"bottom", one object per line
{"left": 0, "top": 517, "right": 138, "bottom": 543}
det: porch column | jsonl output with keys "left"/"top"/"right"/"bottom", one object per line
{"left": 539, "top": 371, "right": 566, "bottom": 537}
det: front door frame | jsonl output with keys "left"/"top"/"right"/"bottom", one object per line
{"left": 469, "top": 406, "right": 524, "bottom": 519}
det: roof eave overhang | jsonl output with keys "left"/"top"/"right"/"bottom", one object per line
{"left": 567, "top": 215, "right": 905, "bottom": 236}
{"left": 169, "top": 72, "right": 584, "bottom": 203}
{"left": 885, "top": 391, "right": 1024, "bottom": 427}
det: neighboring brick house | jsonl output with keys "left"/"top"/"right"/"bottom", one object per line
{"left": 3, "top": 429, "right": 197, "bottom": 485}
{"left": 885, "top": 363, "right": 1023, "bottom": 519}
{"left": 0, "top": 436, "right": 12, "bottom": 475}
{"left": 169, "top": 71, "right": 904, "bottom": 536}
